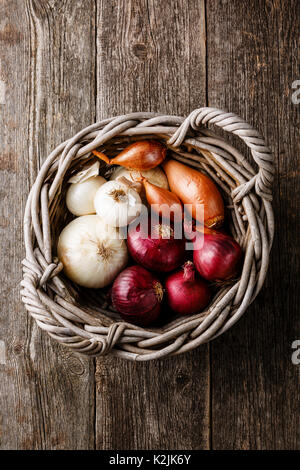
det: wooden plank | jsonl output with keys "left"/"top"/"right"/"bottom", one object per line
{"left": 95, "top": 0, "right": 210, "bottom": 450}
{"left": 0, "top": 0, "right": 96, "bottom": 449}
{"left": 2, "top": 0, "right": 298, "bottom": 451}
{"left": 207, "top": 0, "right": 300, "bottom": 449}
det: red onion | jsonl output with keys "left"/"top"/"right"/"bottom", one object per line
{"left": 193, "top": 231, "right": 242, "bottom": 281}
{"left": 111, "top": 265, "right": 163, "bottom": 326}
{"left": 127, "top": 218, "right": 186, "bottom": 272}
{"left": 165, "top": 262, "right": 211, "bottom": 315}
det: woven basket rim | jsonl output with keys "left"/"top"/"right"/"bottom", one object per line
{"left": 21, "top": 107, "right": 274, "bottom": 361}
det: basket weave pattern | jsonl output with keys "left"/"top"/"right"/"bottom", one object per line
{"left": 21, "top": 108, "right": 274, "bottom": 361}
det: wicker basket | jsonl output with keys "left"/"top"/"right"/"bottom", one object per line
{"left": 21, "top": 107, "right": 274, "bottom": 361}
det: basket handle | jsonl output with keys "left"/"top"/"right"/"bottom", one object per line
{"left": 168, "top": 107, "right": 274, "bottom": 202}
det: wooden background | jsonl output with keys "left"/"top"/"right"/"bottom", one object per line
{"left": 0, "top": 0, "right": 299, "bottom": 450}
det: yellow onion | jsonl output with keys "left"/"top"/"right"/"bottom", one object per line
{"left": 93, "top": 140, "right": 166, "bottom": 170}
{"left": 162, "top": 159, "right": 224, "bottom": 228}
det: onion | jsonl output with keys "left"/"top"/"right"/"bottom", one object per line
{"left": 94, "top": 180, "right": 142, "bottom": 227}
{"left": 136, "top": 176, "right": 183, "bottom": 221}
{"left": 66, "top": 175, "right": 106, "bottom": 216}
{"left": 111, "top": 265, "right": 163, "bottom": 326}
{"left": 193, "top": 231, "right": 242, "bottom": 281}
{"left": 127, "top": 218, "right": 186, "bottom": 272}
{"left": 93, "top": 140, "right": 166, "bottom": 170}
{"left": 162, "top": 159, "right": 224, "bottom": 228}
{"left": 110, "top": 166, "right": 169, "bottom": 205}
{"left": 165, "top": 262, "right": 211, "bottom": 315}
{"left": 57, "top": 215, "right": 128, "bottom": 288}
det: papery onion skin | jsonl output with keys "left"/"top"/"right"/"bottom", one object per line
{"left": 110, "top": 166, "right": 169, "bottom": 190}
{"left": 93, "top": 140, "right": 166, "bottom": 170}
{"left": 127, "top": 219, "right": 186, "bottom": 273}
{"left": 193, "top": 231, "right": 242, "bottom": 281}
{"left": 162, "top": 159, "right": 224, "bottom": 228}
{"left": 110, "top": 166, "right": 169, "bottom": 205}
{"left": 111, "top": 265, "right": 163, "bottom": 326}
{"left": 165, "top": 262, "right": 211, "bottom": 315}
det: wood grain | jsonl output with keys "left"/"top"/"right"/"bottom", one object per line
{"left": 95, "top": 0, "right": 210, "bottom": 450}
{"left": 0, "top": 0, "right": 96, "bottom": 449}
{"left": 207, "top": 0, "right": 300, "bottom": 450}
{"left": 0, "top": 0, "right": 299, "bottom": 450}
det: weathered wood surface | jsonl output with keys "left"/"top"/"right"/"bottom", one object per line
{"left": 0, "top": 0, "right": 96, "bottom": 450}
{"left": 95, "top": 0, "right": 210, "bottom": 451}
{"left": 0, "top": 0, "right": 299, "bottom": 450}
{"left": 207, "top": 0, "right": 300, "bottom": 450}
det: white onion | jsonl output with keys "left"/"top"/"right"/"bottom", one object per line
{"left": 110, "top": 166, "right": 169, "bottom": 190}
{"left": 66, "top": 175, "right": 106, "bottom": 216}
{"left": 94, "top": 180, "right": 142, "bottom": 227}
{"left": 57, "top": 215, "right": 128, "bottom": 288}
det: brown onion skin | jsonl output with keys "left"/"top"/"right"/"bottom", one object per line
{"left": 127, "top": 218, "right": 186, "bottom": 273}
{"left": 94, "top": 140, "right": 166, "bottom": 170}
{"left": 165, "top": 262, "right": 211, "bottom": 315}
{"left": 111, "top": 265, "right": 163, "bottom": 326}
{"left": 139, "top": 176, "right": 183, "bottom": 221}
{"left": 162, "top": 159, "right": 224, "bottom": 228}
{"left": 193, "top": 231, "right": 242, "bottom": 281}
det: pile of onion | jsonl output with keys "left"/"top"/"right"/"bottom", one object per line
{"left": 57, "top": 139, "right": 245, "bottom": 328}
{"left": 127, "top": 218, "right": 186, "bottom": 272}
{"left": 111, "top": 265, "right": 163, "bottom": 326}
